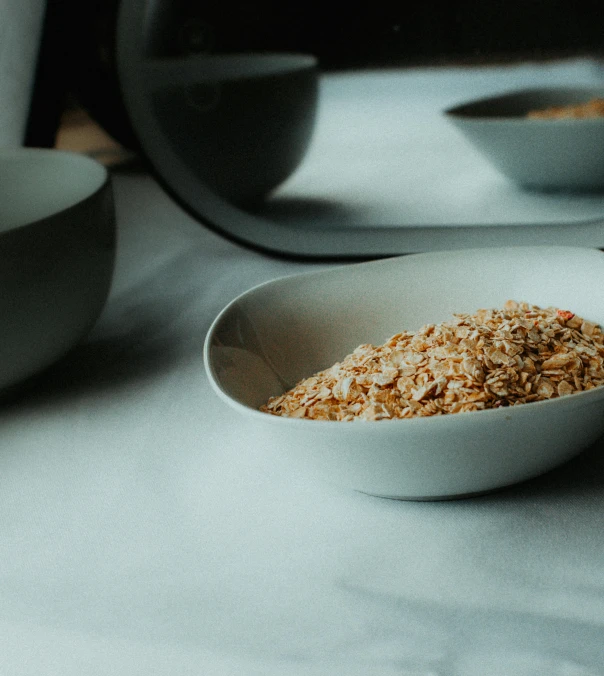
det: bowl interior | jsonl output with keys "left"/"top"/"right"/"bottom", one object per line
{"left": 445, "top": 86, "right": 604, "bottom": 119}
{"left": 0, "top": 148, "right": 108, "bottom": 231}
{"left": 206, "top": 246, "right": 604, "bottom": 413}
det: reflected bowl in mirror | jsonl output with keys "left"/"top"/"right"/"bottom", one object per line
{"left": 445, "top": 87, "right": 604, "bottom": 192}
{"left": 136, "top": 54, "right": 318, "bottom": 206}
{"left": 204, "top": 246, "right": 604, "bottom": 500}
{"left": 0, "top": 147, "right": 115, "bottom": 395}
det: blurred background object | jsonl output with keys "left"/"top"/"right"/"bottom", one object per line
{"left": 0, "top": 0, "right": 46, "bottom": 146}
{"left": 28, "top": 1, "right": 604, "bottom": 162}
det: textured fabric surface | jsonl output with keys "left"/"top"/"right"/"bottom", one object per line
{"left": 2, "top": 60, "right": 604, "bottom": 675}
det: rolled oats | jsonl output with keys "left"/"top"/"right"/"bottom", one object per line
{"left": 260, "top": 301, "right": 604, "bottom": 421}
{"left": 527, "top": 98, "right": 604, "bottom": 119}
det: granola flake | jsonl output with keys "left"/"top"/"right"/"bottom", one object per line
{"left": 260, "top": 301, "right": 604, "bottom": 421}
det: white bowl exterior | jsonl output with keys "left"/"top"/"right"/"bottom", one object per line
{"left": 449, "top": 117, "right": 604, "bottom": 190}
{"left": 446, "top": 87, "right": 604, "bottom": 191}
{"left": 253, "top": 395, "right": 604, "bottom": 498}
{"left": 0, "top": 149, "right": 115, "bottom": 392}
{"left": 205, "top": 246, "right": 604, "bottom": 498}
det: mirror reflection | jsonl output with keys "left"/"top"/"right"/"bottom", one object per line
{"left": 29, "top": 1, "right": 604, "bottom": 258}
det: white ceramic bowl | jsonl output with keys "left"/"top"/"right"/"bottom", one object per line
{"left": 445, "top": 86, "right": 604, "bottom": 192}
{"left": 204, "top": 246, "right": 604, "bottom": 500}
{"left": 0, "top": 147, "right": 115, "bottom": 394}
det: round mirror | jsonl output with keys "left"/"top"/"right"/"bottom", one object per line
{"left": 116, "top": 1, "right": 604, "bottom": 259}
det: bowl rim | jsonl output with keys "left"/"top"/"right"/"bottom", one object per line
{"left": 0, "top": 147, "right": 109, "bottom": 233}
{"left": 444, "top": 85, "right": 604, "bottom": 122}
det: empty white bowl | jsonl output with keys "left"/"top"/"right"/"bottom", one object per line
{"left": 204, "top": 246, "right": 604, "bottom": 499}
{"left": 0, "top": 147, "right": 115, "bottom": 394}
{"left": 445, "top": 86, "right": 604, "bottom": 192}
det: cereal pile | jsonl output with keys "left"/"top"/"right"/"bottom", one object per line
{"left": 527, "top": 97, "right": 604, "bottom": 119}
{"left": 260, "top": 301, "right": 604, "bottom": 421}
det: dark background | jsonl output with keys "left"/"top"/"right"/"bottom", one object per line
{"left": 25, "top": 0, "right": 604, "bottom": 149}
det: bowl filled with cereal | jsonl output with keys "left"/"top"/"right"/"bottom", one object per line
{"left": 204, "top": 246, "right": 604, "bottom": 499}
{"left": 445, "top": 86, "right": 604, "bottom": 192}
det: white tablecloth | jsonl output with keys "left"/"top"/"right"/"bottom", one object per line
{"left": 3, "top": 60, "right": 604, "bottom": 675}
